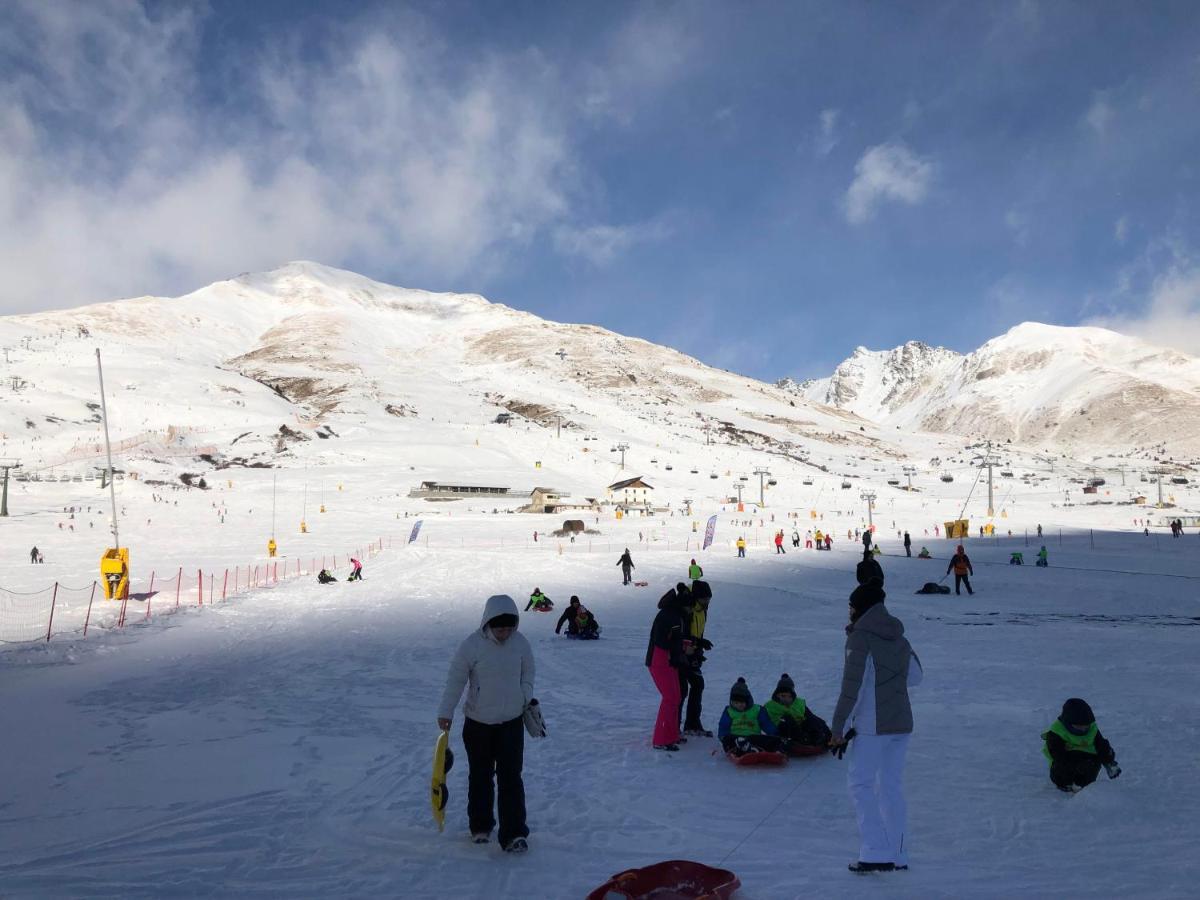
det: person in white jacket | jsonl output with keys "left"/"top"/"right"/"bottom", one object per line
{"left": 830, "top": 577, "right": 923, "bottom": 874}
{"left": 437, "top": 595, "right": 535, "bottom": 852}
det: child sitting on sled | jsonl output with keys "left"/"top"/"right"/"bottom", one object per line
{"left": 763, "top": 673, "right": 832, "bottom": 750}
{"left": 525, "top": 588, "right": 554, "bottom": 612}
{"left": 555, "top": 596, "right": 600, "bottom": 638}
{"left": 917, "top": 547, "right": 932, "bottom": 559}
{"left": 317, "top": 569, "right": 336, "bottom": 584}
{"left": 718, "top": 678, "right": 781, "bottom": 756}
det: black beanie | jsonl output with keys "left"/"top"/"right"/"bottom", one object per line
{"left": 849, "top": 577, "right": 886, "bottom": 619}
{"left": 729, "top": 677, "right": 753, "bottom": 706}
{"left": 487, "top": 613, "right": 518, "bottom": 629}
{"left": 773, "top": 673, "right": 796, "bottom": 699}
{"left": 569, "top": 595, "right": 581, "bottom": 605}
{"left": 1060, "top": 698, "right": 1095, "bottom": 726}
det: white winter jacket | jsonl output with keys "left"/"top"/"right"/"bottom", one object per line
{"left": 437, "top": 595, "right": 535, "bottom": 725}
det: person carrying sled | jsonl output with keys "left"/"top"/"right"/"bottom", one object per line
{"left": 317, "top": 569, "right": 337, "bottom": 584}
{"left": 679, "top": 580, "right": 714, "bottom": 737}
{"left": 856, "top": 548, "right": 884, "bottom": 586}
{"left": 617, "top": 549, "right": 635, "bottom": 585}
{"left": 763, "top": 673, "right": 831, "bottom": 750}
{"left": 437, "top": 595, "right": 535, "bottom": 852}
{"left": 830, "top": 577, "right": 924, "bottom": 874}
{"left": 1036, "top": 546, "right": 1049, "bottom": 567}
{"left": 525, "top": 588, "right": 554, "bottom": 612}
{"left": 645, "top": 586, "right": 688, "bottom": 751}
{"left": 946, "top": 545, "right": 974, "bottom": 595}
{"left": 688, "top": 558, "right": 703, "bottom": 581}
{"left": 718, "top": 678, "right": 781, "bottom": 756}
{"left": 903, "top": 531, "right": 912, "bottom": 558}
{"left": 347, "top": 557, "right": 364, "bottom": 581}
{"left": 1042, "top": 698, "right": 1119, "bottom": 793}
{"left": 736, "top": 536, "right": 746, "bottom": 558}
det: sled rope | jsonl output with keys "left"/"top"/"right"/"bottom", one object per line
{"left": 716, "top": 764, "right": 821, "bottom": 866}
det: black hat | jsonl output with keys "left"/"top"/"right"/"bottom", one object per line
{"left": 657, "top": 587, "right": 679, "bottom": 610}
{"left": 773, "top": 673, "right": 796, "bottom": 698}
{"left": 1060, "top": 698, "right": 1095, "bottom": 726}
{"left": 569, "top": 595, "right": 581, "bottom": 605}
{"left": 729, "top": 677, "right": 753, "bottom": 706}
{"left": 487, "top": 613, "right": 519, "bottom": 629}
{"left": 849, "top": 577, "right": 886, "bottom": 620}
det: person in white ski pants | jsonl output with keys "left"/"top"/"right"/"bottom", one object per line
{"left": 830, "top": 577, "right": 923, "bottom": 872}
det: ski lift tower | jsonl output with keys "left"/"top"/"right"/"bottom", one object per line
{"left": 732, "top": 482, "right": 745, "bottom": 505}
{"left": 615, "top": 442, "right": 630, "bottom": 471}
{"left": 859, "top": 490, "right": 877, "bottom": 529}
{"left": 0, "top": 459, "right": 20, "bottom": 517}
{"left": 974, "top": 445, "right": 1001, "bottom": 516}
{"left": 753, "top": 466, "right": 771, "bottom": 507}
{"left": 1150, "top": 466, "right": 1170, "bottom": 508}
{"left": 902, "top": 465, "right": 917, "bottom": 491}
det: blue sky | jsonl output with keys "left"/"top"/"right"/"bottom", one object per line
{"left": 2, "top": 1, "right": 1199, "bottom": 380}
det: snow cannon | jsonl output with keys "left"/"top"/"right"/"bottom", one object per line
{"left": 586, "top": 860, "right": 740, "bottom": 900}
{"left": 99, "top": 548, "right": 130, "bottom": 600}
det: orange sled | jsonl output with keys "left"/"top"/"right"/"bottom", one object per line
{"left": 586, "top": 859, "right": 740, "bottom": 900}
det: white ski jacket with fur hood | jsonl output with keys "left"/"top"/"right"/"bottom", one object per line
{"left": 438, "top": 594, "right": 535, "bottom": 725}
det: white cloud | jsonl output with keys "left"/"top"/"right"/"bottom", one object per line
{"left": 843, "top": 143, "right": 934, "bottom": 225}
{"left": 1085, "top": 92, "right": 1115, "bottom": 135}
{"left": 553, "top": 217, "right": 674, "bottom": 266}
{"left": 815, "top": 108, "right": 839, "bottom": 156}
{"left": 1090, "top": 266, "right": 1200, "bottom": 354}
{"left": 1114, "top": 215, "right": 1130, "bottom": 244}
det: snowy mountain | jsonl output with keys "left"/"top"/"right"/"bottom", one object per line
{"left": 788, "top": 323, "right": 1200, "bottom": 452}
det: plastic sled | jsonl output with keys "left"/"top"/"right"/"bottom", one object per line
{"left": 785, "top": 742, "right": 826, "bottom": 758}
{"left": 531, "top": 605, "right": 555, "bottom": 612}
{"left": 726, "top": 749, "right": 787, "bottom": 767}
{"left": 431, "top": 731, "right": 454, "bottom": 832}
{"left": 566, "top": 632, "right": 600, "bottom": 640}
{"left": 586, "top": 859, "right": 741, "bottom": 900}
{"left": 633, "top": 581, "right": 649, "bottom": 587}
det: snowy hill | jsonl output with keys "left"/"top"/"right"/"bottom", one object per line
{"left": 788, "top": 323, "right": 1200, "bottom": 452}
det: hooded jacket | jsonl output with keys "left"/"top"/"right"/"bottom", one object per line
{"left": 645, "top": 590, "right": 686, "bottom": 668}
{"left": 437, "top": 595, "right": 535, "bottom": 725}
{"left": 831, "top": 603, "right": 923, "bottom": 737}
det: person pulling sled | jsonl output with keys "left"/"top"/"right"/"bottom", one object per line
{"left": 347, "top": 557, "right": 364, "bottom": 581}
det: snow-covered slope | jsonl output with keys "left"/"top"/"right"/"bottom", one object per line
{"left": 789, "top": 323, "right": 1200, "bottom": 451}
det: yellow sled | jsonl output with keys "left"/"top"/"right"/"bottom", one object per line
{"left": 431, "top": 730, "right": 454, "bottom": 832}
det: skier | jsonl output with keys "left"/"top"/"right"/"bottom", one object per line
{"left": 718, "top": 678, "right": 781, "bottom": 757}
{"left": 903, "top": 532, "right": 911, "bottom": 558}
{"left": 317, "top": 569, "right": 337, "bottom": 584}
{"left": 1041, "top": 698, "right": 1119, "bottom": 793}
{"left": 645, "top": 586, "right": 688, "bottom": 751}
{"left": 830, "top": 577, "right": 924, "bottom": 874}
{"left": 688, "top": 558, "right": 703, "bottom": 581}
{"left": 680, "top": 581, "right": 713, "bottom": 737}
{"left": 763, "top": 673, "right": 832, "bottom": 750}
{"left": 774, "top": 531, "right": 785, "bottom": 554}
{"left": 617, "top": 549, "right": 635, "bottom": 585}
{"left": 736, "top": 536, "right": 746, "bottom": 558}
{"left": 946, "top": 545, "right": 974, "bottom": 595}
{"left": 856, "top": 548, "right": 884, "bottom": 585}
{"left": 525, "top": 588, "right": 553, "bottom": 612}
{"left": 437, "top": 595, "right": 535, "bottom": 852}
{"left": 30, "top": 545, "right": 39, "bottom": 564}
{"left": 347, "top": 557, "right": 364, "bottom": 581}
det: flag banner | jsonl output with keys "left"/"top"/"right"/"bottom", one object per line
{"left": 702, "top": 514, "right": 717, "bottom": 550}
{"left": 408, "top": 520, "right": 424, "bottom": 544}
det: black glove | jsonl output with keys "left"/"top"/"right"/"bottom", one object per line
{"left": 1104, "top": 761, "right": 1121, "bottom": 780}
{"left": 699, "top": 639, "right": 713, "bottom": 651}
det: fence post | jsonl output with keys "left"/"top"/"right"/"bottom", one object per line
{"left": 176, "top": 566, "right": 182, "bottom": 609}
{"left": 83, "top": 581, "right": 97, "bottom": 637}
{"left": 209, "top": 574, "right": 214, "bottom": 604}
{"left": 198, "top": 569, "right": 203, "bottom": 606}
{"left": 149, "top": 571, "right": 156, "bottom": 595}
{"left": 222, "top": 569, "right": 228, "bottom": 601}
{"left": 274, "top": 562, "right": 278, "bottom": 583}
{"left": 1090, "top": 529, "right": 1095, "bottom": 550}
{"left": 46, "top": 582, "right": 59, "bottom": 642}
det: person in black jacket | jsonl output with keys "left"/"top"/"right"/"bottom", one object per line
{"left": 1042, "top": 698, "right": 1120, "bottom": 792}
{"left": 677, "top": 582, "right": 714, "bottom": 737}
{"left": 855, "top": 548, "right": 884, "bottom": 585}
{"left": 645, "top": 586, "right": 687, "bottom": 751}
{"left": 617, "top": 549, "right": 635, "bottom": 585}
{"left": 903, "top": 531, "right": 912, "bottom": 557}
{"left": 555, "top": 596, "right": 599, "bottom": 638}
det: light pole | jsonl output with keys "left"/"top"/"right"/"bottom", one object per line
{"left": 860, "top": 490, "right": 877, "bottom": 529}
{"left": 754, "top": 467, "right": 771, "bottom": 507}
{"left": 616, "top": 442, "right": 630, "bottom": 470}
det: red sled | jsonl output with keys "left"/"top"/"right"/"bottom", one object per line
{"left": 633, "top": 581, "right": 649, "bottom": 587}
{"left": 726, "top": 750, "right": 787, "bottom": 767}
{"left": 585, "top": 859, "right": 741, "bottom": 900}
{"left": 785, "top": 742, "right": 825, "bottom": 758}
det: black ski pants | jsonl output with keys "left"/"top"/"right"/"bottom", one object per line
{"left": 463, "top": 716, "right": 528, "bottom": 844}
{"left": 954, "top": 574, "right": 974, "bottom": 595}
{"left": 1050, "top": 752, "right": 1101, "bottom": 791}
{"left": 622, "top": 566, "right": 632, "bottom": 585}
{"left": 721, "top": 733, "right": 783, "bottom": 755}
{"left": 678, "top": 667, "right": 705, "bottom": 730}
{"left": 905, "top": 545, "right": 911, "bottom": 557}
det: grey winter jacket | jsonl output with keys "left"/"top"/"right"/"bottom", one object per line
{"left": 437, "top": 595, "right": 535, "bottom": 725}
{"left": 831, "top": 603, "right": 923, "bottom": 737}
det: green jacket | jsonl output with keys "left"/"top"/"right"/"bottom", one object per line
{"left": 688, "top": 564, "right": 703, "bottom": 580}
{"left": 1042, "top": 719, "right": 1097, "bottom": 763}
{"left": 764, "top": 697, "right": 807, "bottom": 726}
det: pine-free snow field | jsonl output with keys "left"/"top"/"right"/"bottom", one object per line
{"left": 2, "top": 532, "right": 1199, "bottom": 899}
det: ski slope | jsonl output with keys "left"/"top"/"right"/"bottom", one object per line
{"left": 2, "top": 505, "right": 1199, "bottom": 898}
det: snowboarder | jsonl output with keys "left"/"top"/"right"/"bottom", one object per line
{"left": 525, "top": 588, "right": 553, "bottom": 612}
{"left": 1042, "top": 698, "right": 1119, "bottom": 793}
{"left": 30, "top": 546, "right": 39, "bottom": 564}
{"left": 856, "top": 548, "right": 884, "bottom": 585}
{"left": 679, "top": 581, "right": 713, "bottom": 737}
{"left": 763, "top": 673, "right": 832, "bottom": 750}
{"left": 645, "top": 586, "right": 688, "bottom": 751}
{"left": 830, "top": 577, "right": 924, "bottom": 874}
{"left": 903, "top": 532, "right": 911, "bottom": 558}
{"left": 617, "top": 549, "right": 635, "bottom": 585}
{"left": 946, "top": 545, "right": 974, "bottom": 595}
{"left": 718, "top": 678, "right": 781, "bottom": 756}
{"left": 736, "top": 536, "right": 746, "bottom": 558}
{"left": 774, "top": 531, "right": 785, "bottom": 554}
{"left": 688, "top": 558, "right": 703, "bottom": 581}
{"left": 347, "top": 557, "right": 364, "bottom": 581}
{"left": 437, "top": 595, "right": 535, "bottom": 852}
{"left": 1036, "top": 546, "right": 1049, "bottom": 567}
{"left": 317, "top": 569, "right": 337, "bottom": 584}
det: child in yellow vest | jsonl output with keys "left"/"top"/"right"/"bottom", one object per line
{"left": 717, "top": 678, "right": 781, "bottom": 756}
{"left": 1042, "top": 698, "right": 1119, "bottom": 792}
{"left": 763, "top": 673, "right": 832, "bottom": 749}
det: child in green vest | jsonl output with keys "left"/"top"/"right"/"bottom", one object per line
{"left": 525, "top": 588, "right": 554, "bottom": 612}
{"left": 763, "top": 673, "right": 832, "bottom": 750}
{"left": 717, "top": 678, "right": 781, "bottom": 756}
{"left": 1042, "top": 698, "right": 1120, "bottom": 792}
{"left": 1036, "top": 546, "right": 1049, "bottom": 567}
